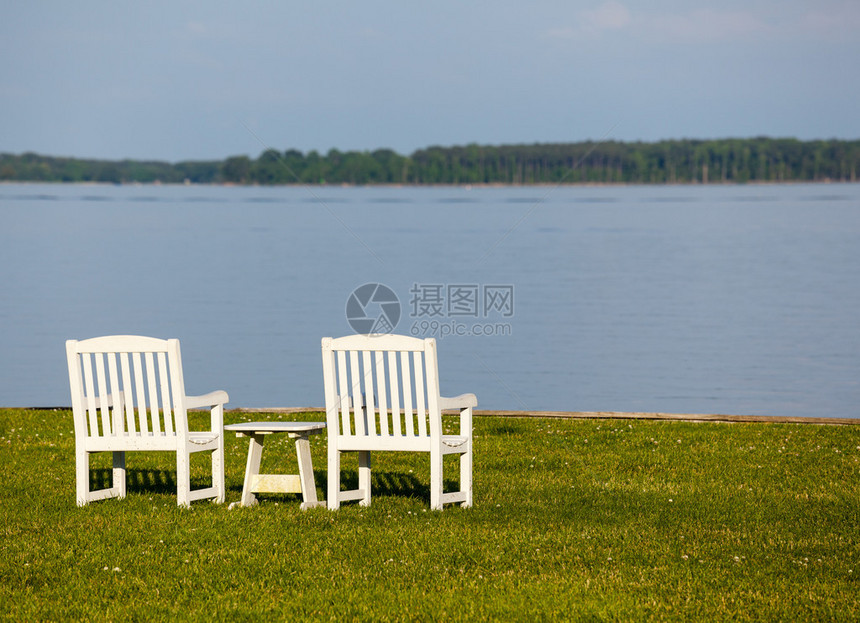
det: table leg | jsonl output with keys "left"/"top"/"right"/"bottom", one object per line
{"left": 295, "top": 435, "right": 320, "bottom": 509}
{"left": 241, "top": 433, "right": 265, "bottom": 507}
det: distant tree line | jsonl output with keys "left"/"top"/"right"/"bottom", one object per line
{"left": 2, "top": 137, "right": 858, "bottom": 186}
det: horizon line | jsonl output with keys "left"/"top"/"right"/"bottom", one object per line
{"left": 5, "top": 134, "right": 860, "bottom": 165}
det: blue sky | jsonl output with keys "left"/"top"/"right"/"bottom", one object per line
{"left": 2, "top": 1, "right": 859, "bottom": 161}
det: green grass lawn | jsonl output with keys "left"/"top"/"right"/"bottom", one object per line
{"left": 1, "top": 408, "right": 858, "bottom": 621}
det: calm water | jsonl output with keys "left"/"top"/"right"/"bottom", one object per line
{"left": 2, "top": 182, "right": 859, "bottom": 418}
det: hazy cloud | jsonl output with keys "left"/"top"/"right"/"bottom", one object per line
{"left": 546, "top": 1, "right": 631, "bottom": 38}
{"left": 546, "top": 3, "right": 773, "bottom": 42}
{"left": 648, "top": 8, "right": 771, "bottom": 41}
{"left": 798, "top": 4, "right": 860, "bottom": 37}
{"left": 581, "top": 1, "right": 632, "bottom": 32}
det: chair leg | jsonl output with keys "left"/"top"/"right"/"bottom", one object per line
{"left": 113, "top": 451, "right": 126, "bottom": 499}
{"left": 430, "top": 449, "right": 443, "bottom": 510}
{"left": 212, "top": 441, "right": 225, "bottom": 504}
{"left": 327, "top": 445, "right": 340, "bottom": 510}
{"left": 177, "top": 451, "right": 191, "bottom": 508}
{"left": 76, "top": 449, "right": 89, "bottom": 506}
{"left": 211, "top": 404, "right": 225, "bottom": 504}
{"left": 460, "top": 444, "right": 473, "bottom": 508}
{"left": 358, "top": 451, "right": 371, "bottom": 507}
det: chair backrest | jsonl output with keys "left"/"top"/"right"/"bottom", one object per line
{"left": 66, "top": 335, "right": 189, "bottom": 442}
{"left": 321, "top": 335, "right": 442, "bottom": 442}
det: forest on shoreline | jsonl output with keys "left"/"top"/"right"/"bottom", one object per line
{"left": 2, "top": 137, "right": 858, "bottom": 186}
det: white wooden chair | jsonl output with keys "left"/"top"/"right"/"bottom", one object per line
{"left": 66, "top": 335, "right": 227, "bottom": 507}
{"left": 322, "top": 334, "right": 476, "bottom": 510}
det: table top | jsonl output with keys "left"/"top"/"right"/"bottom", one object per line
{"left": 225, "top": 421, "right": 326, "bottom": 435}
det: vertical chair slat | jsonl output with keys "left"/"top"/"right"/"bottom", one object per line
{"left": 167, "top": 339, "right": 187, "bottom": 436}
{"left": 400, "top": 351, "right": 414, "bottom": 437}
{"left": 414, "top": 351, "right": 427, "bottom": 437}
{"left": 349, "top": 350, "right": 364, "bottom": 436}
{"left": 145, "top": 353, "right": 161, "bottom": 435}
{"left": 119, "top": 352, "right": 136, "bottom": 435}
{"left": 362, "top": 350, "right": 377, "bottom": 435}
{"left": 336, "top": 350, "right": 350, "bottom": 436}
{"left": 158, "top": 352, "right": 174, "bottom": 435}
{"left": 107, "top": 352, "right": 123, "bottom": 436}
{"left": 375, "top": 350, "right": 389, "bottom": 436}
{"left": 132, "top": 352, "right": 149, "bottom": 434}
{"left": 425, "top": 340, "right": 442, "bottom": 439}
{"left": 82, "top": 353, "right": 99, "bottom": 437}
{"left": 95, "top": 353, "right": 111, "bottom": 436}
{"left": 388, "top": 351, "right": 401, "bottom": 436}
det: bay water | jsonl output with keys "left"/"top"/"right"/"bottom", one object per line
{"left": 2, "top": 182, "right": 858, "bottom": 418}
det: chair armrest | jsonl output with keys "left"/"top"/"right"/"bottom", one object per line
{"left": 185, "top": 390, "right": 229, "bottom": 410}
{"left": 439, "top": 393, "right": 478, "bottom": 410}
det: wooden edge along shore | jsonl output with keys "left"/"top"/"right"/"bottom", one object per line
{"left": 229, "top": 407, "right": 860, "bottom": 427}
{"left": 22, "top": 406, "right": 859, "bottom": 426}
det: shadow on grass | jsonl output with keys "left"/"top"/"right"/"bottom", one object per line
{"left": 89, "top": 468, "right": 218, "bottom": 496}
{"left": 87, "top": 468, "right": 460, "bottom": 505}
{"left": 484, "top": 421, "right": 528, "bottom": 436}
{"left": 319, "top": 468, "right": 462, "bottom": 505}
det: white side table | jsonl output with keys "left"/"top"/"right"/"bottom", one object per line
{"left": 225, "top": 421, "right": 326, "bottom": 509}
